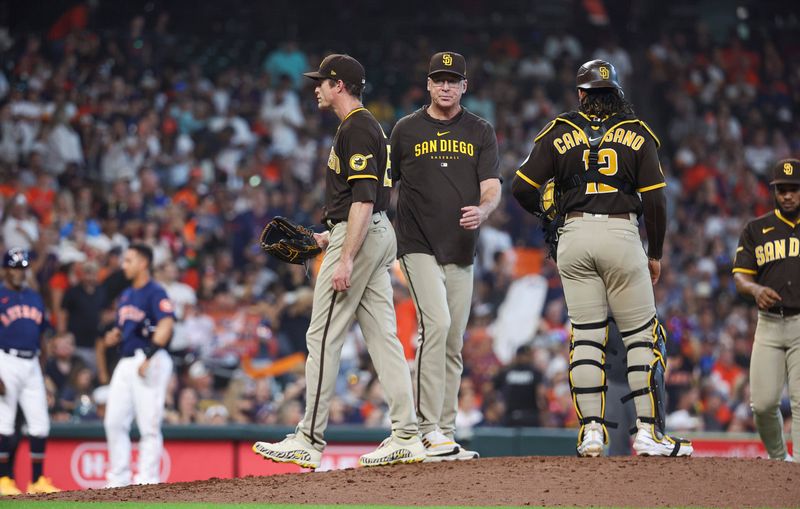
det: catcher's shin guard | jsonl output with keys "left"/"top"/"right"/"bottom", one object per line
{"left": 569, "top": 320, "right": 614, "bottom": 452}
{"left": 621, "top": 318, "right": 691, "bottom": 452}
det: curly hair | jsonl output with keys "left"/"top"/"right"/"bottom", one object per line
{"left": 579, "top": 88, "right": 635, "bottom": 117}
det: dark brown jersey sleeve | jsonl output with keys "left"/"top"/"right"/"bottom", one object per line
{"left": 389, "top": 119, "right": 405, "bottom": 182}
{"left": 635, "top": 124, "right": 666, "bottom": 193}
{"left": 344, "top": 125, "right": 380, "bottom": 203}
{"left": 515, "top": 121, "right": 557, "bottom": 191}
{"left": 732, "top": 224, "right": 758, "bottom": 275}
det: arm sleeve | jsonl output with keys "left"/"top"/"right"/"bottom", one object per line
{"left": 641, "top": 186, "right": 666, "bottom": 260}
{"left": 512, "top": 173, "right": 543, "bottom": 216}
{"left": 150, "top": 287, "right": 176, "bottom": 322}
{"left": 476, "top": 122, "right": 500, "bottom": 181}
{"left": 345, "top": 125, "right": 380, "bottom": 203}
{"left": 732, "top": 225, "right": 758, "bottom": 275}
{"left": 635, "top": 135, "right": 666, "bottom": 193}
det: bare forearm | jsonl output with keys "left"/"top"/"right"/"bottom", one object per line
{"left": 733, "top": 273, "right": 761, "bottom": 298}
{"left": 478, "top": 178, "right": 501, "bottom": 217}
{"left": 340, "top": 201, "right": 373, "bottom": 263}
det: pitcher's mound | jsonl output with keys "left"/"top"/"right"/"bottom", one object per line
{"left": 36, "top": 456, "right": 799, "bottom": 507}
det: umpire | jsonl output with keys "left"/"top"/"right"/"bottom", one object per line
{"left": 512, "top": 60, "right": 691, "bottom": 457}
{"left": 391, "top": 51, "right": 500, "bottom": 461}
{"left": 733, "top": 158, "right": 800, "bottom": 462}
{"left": 253, "top": 54, "right": 425, "bottom": 469}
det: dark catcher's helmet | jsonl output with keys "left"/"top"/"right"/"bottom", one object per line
{"left": 576, "top": 59, "right": 621, "bottom": 90}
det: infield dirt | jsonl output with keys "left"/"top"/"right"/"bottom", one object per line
{"left": 33, "top": 456, "right": 800, "bottom": 507}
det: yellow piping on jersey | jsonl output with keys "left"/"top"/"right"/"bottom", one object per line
{"left": 534, "top": 120, "right": 557, "bottom": 143}
{"left": 775, "top": 209, "right": 800, "bottom": 228}
{"left": 637, "top": 182, "right": 666, "bottom": 193}
{"left": 732, "top": 267, "right": 757, "bottom": 275}
{"left": 515, "top": 170, "right": 541, "bottom": 188}
{"left": 347, "top": 174, "right": 378, "bottom": 181}
{"left": 637, "top": 120, "right": 661, "bottom": 147}
{"left": 736, "top": 246, "right": 744, "bottom": 252}
{"left": 342, "top": 107, "right": 367, "bottom": 123}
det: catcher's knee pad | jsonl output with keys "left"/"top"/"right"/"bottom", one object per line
{"left": 621, "top": 317, "right": 668, "bottom": 438}
{"left": 569, "top": 319, "right": 614, "bottom": 444}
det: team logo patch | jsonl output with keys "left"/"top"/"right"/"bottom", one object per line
{"left": 349, "top": 153, "right": 371, "bottom": 171}
{"left": 599, "top": 66, "right": 610, "bottom": 80}
{"left": 442, "top": 53, "right": 453, "bottom": 66}
{"left": 159, "top": 299, "right": 174, "bottom": 313}
{"left": 784, "top": 162, "right": 793, "bottom": 175}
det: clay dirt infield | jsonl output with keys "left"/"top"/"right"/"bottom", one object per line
{"left": 38, "top": 456, "right": 799, "bottom": 507}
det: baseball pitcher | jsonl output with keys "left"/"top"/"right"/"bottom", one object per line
{"left": 253, "top": 54, "right": 425, "bottom": 469}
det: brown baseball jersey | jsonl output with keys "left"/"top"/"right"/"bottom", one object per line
{"left": 516, "top": 112, "right": 665, "bottom": 215}
{"left": 391, "top": 106, "right": 499, "bottom": 266}
{"left": 733, "top": 210, "right": 800, "bottom": 308}
{"left": 323, "top": 107, "right": 392, "bottom": 223}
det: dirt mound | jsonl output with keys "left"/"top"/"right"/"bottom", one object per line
{"left": 35, "top": 456, "right": 799, "bottom": 507}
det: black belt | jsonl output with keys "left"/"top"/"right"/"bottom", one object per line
{"left": 324, "top": 211, "right": 385, "bottom": 231}
{"left": 1, "top": 348, "right": 37, "bottom": 359}
{"left": 566, "top": 211, "right": 633, "bottom": 220}
{"left": 766, "top": 306, "right": 800, "bottom": 317}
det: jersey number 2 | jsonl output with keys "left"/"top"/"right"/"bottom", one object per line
{"left": 582, "top": 148, "right": 618, "bottom": 194}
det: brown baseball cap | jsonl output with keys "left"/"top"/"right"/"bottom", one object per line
{"left": 770, "top": 158, "right": 800, "bottom": 185}
{"left": 428, "top": 51, "right": 467, "bottom": 79}
{"left": 303, "top": 54, "right": 365, "bottom": 86}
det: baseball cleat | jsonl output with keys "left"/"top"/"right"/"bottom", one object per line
{"left": 421, "top": 429, "right": 459, "bottom": 458}
{"left": 577, "top": 421, "right": 605, "bottom": 457}
{"left": 451, "top": 444, "right": 480, "bottom": 460}
{"left": 359, "top": 435, "right": 426, "bottom": 467}
{"left": 0, "top": 476, "right": 22, "bottom": 496}
{"left": 633, "top": 421, "right": 692, "bottom": 457}
{"left": 27, "top": 476, "right": 60, "bottom": 494}
{"left": 252, "top": 434, "right": 321, "bottom": 470}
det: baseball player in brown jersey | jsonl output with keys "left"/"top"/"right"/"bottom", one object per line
{"left": 512, "top": 60, "right": 691, "bottom": 457}
{"left": 391, "top": 51, "right": 500, "bottom": 461}
{"left": 253, "top": 54, "right": 425, "bottom": 469}
{"left": 733, "top": 158, "right": 800, "bottom": 462}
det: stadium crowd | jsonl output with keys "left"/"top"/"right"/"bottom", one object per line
{"left": 1, "top": 3, "right": 798, "bottom": 439}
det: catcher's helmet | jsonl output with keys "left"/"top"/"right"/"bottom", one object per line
{"left": 576, "top": 60, "right": 621, "bottom": 90}
{"left": 3, "top": 248, "right": 30, "bottom": 269}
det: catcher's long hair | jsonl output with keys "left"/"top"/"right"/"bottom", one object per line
{"left": 579, "top": 88, "right": 635, "bottom": 118}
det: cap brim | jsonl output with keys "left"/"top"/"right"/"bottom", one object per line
{"left": 770, "top": 179, "right": 800, "bottom": 185}
{"left": 303, "top": 71, "right": 327, "bottom": 80}
{"left": 428, "top": 70, "right": 466, "bottom": 79}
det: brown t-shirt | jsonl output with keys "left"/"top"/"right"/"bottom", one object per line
{"left": 323, "top": 107, "right": 392, "bottom": 222}
{"left": 516, "top": 112, "right": 665, "bottom": 215}
{"left": 391, "top": 106, "right": 500, "bottom": 266}
{"left": 733, "top": 210, "right": 800, "bottom": 308}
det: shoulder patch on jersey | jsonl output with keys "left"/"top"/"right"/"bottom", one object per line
{"left": 349, "top": 153, "right": 372, "bottom": 171}
{"left": 159, "top": 298, "right": 174, "bottom": 314}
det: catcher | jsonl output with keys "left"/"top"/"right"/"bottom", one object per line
{"left": 512, "top": 60, "right": 691, "bottom": 457}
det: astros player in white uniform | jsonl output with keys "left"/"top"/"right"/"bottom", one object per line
{"left": 0, "top": 248, "right": 60, "bottom": 495}
{"left": 103, "top": 244, "right": 175, "bottom": 487}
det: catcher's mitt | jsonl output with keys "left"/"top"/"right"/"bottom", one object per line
{"left": 260, "top": 217, "right": 321, "bottom": 264}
